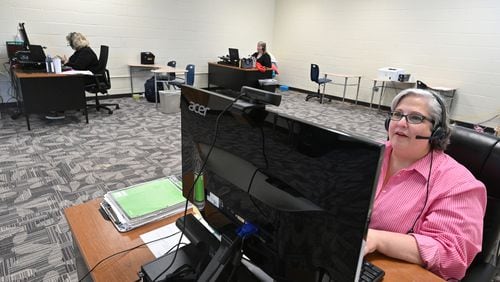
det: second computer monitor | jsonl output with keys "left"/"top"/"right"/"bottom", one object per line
{"left": 228, "top": 48, "right": 239, "bottom": 62}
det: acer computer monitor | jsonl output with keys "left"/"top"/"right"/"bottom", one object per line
{"left": 228, "top": 48, "right": 239, "bottom": 62}
{"left": 180, "top": 85, "right": 384, "bottom": 281}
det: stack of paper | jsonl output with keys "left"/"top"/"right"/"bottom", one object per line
{"left": 101, "top": 176, "right": 188, "bottom": 232}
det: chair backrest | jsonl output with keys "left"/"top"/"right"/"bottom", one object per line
{"left": 85, "top": 45, "right": 110, "bottom": 93}
{"left": 476, "top": 142, "right": 500, "bottom": 264}
{"left": 310, "top": 64, "right": 319, "bottom": 83}
{"left": 185, "top": 64, "right": 195, "bottom": 86}
{"left": 416, "top": 80, "right": 430, "bottom": 90}
{"left": 167, "top": 60, "right": 176, "bottom": 80}
{"left": 96, "top": 45, "right": 109, "bottom": 74}
{"left": 446, "top": 126, "right": 500, "bottom": 280}
{"left": 167, "top": 60, "right": 176, "bottom": 68}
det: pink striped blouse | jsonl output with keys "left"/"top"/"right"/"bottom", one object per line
{"left": 369, "top": 142, "right": 487, "bottom": 281}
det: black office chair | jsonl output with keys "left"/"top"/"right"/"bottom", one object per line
{"left": 445, "top": 126, "right": 500, "bottom": 282}
{"left": 85, "top": 45, "right": 119, "bottom": 114}
{"left": 416, "top": 80, "right": 430, "bottom": 90}
{"left": 169, "top": 64, "right": 195, "bottom": 88}
{"left": 306, "top": 64, "right": 332, "bottom": 102}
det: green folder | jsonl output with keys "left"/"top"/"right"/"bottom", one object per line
{"left": 110, "top": 178, "right": 185, "bottom": 219}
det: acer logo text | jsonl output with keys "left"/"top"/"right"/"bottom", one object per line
{"left": 188, "top": 102, "right": 210, "bottom": 116}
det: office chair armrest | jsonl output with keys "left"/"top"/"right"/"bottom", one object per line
{"left": 104, "top": 69, "right": 111, "bottom": 88}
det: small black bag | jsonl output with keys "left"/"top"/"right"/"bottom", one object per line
{"left": 241, "top": 58, "right": 253, "bottom": 69}
{"left": 144, "top": 76, "right": 163, "bottom": 103}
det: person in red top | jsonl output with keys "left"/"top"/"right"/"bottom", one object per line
{"left": 365, "top": 88, "right": 486, "bottom": 281}
{"left": 251, "top": 41, "right": 272, "bottom": 68}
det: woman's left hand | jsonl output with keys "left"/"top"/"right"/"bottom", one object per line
{"left": 364, "top": 228, "right": 379, "bottom": 255}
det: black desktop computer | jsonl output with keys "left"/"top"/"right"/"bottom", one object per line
{"left": 141, "top": 86, "right": 385, "bottom": 281}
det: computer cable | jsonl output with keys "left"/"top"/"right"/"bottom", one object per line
{"left": 159, "top": 263, "right": 196, "bottom": 281}
{"left": 152, "top": 93, "right": 245, "bottom": 282}
{"left": 246, "top": 168, "right": 270, "bottom": 220}
{"left": 407, "top": 150, "right": 433, "bottom": 234}
{"left": 77, "top": 231, "right": 184, "bottom": 282}
{"left": 246, "top": 125, "right": 274, "bottom": 221}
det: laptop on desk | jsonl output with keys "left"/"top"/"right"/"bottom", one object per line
{"left": 16, "top": 44, "right": 46, "bottom": 70}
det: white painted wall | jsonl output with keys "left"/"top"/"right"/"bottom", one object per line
{"left": 272, "top": 0, "right": 500, "bottom": 126}
{"left": 0, "top": 0, "right": 275, "bottom": 102}
{"left": 1, "top": 0, "right": 498, "bottom": 127}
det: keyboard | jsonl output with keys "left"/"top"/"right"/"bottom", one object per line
{"left": 359, "top": 260, "right": 385, "bottom": 282}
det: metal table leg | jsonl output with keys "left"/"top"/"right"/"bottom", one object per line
{"left": 342, "top": 77, "right": 348, "bottom": 102}
{"left": 449, "top": 89, "right": 456, "bottom": 112}
{"left": 370, "top": 80, "right": 377, "bottom": 108}
{"left": 378, "top": 81, "right": 386, "bottom": 110}
{"left": 26, "top": 114, "right": 30, "bottom": 131}
{"left": 129, "top": 66, "right": 134, "bottom": 94}
{"left": 154, "top": 72, "right": 158, "bottom": 108}
{"left": 320, "top": 74, "right": 327, "bottom": 104}
{"left": 355, "top": 77, "right": 361, "bottom": 105}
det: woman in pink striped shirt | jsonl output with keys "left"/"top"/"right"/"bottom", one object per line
{"left": 365, "top": 89, "right": 487, "bottom": 281}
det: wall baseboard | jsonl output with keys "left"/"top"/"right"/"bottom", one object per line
{"left": 287, "top": 86, "right": 497, "bottom": 135}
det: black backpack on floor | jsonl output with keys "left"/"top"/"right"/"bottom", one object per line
{"left": 144, "top": 76, "right": 163, "bottom": 103}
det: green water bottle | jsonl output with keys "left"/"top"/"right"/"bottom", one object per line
{"left": 193, "top": 173, "right": 205, "bottom": 211}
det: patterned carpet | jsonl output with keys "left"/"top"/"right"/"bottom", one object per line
{"left": 0, "top": 91, "right": 494, "bottom": 281}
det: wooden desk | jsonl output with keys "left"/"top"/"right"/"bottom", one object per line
{"left": 366, "top": 253, "right": 443, "bottom": 281}
{"left": 370, "top": 79, "right": 416, "bottom": 110}
{"left": 128, "top": 63, "right": 163, "bottom": 94}
{"left": 13, "top": 69, "right": 88, "bottom": 130}
{"left": 324, "top": 72, "right": 362, "bottom": 104}
{"left": 208, "top": 62, "right": 273, "bottom": 91}
{"left": 64, "top": 199, "right": 189, "bottom": 281}
{"left": 65, "top": 199, "right": 443, "bottom": 282}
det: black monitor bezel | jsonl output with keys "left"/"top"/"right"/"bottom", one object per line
{"left": 18, "top": 23, "right": 30, "bottom": 48}
{"left": 228, "top": 48, "right": 239, "bottom": 62}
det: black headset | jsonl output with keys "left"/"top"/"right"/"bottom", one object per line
{"left": 384, "top": 91, "right": 447, "bottom": 148}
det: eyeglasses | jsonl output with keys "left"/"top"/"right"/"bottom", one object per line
{"left": 389, "top": 111, "right": 433, "bottom": 124}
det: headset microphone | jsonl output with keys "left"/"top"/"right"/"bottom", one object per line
{"left": 415, "top": 135, "right": 431, "bottom": 140}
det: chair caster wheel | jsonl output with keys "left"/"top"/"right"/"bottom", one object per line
{"left": 108, "top": 110, "right": 113, "bottom": 114}
{"left": 115, "top": 105, "right": 120, "bottom": 109}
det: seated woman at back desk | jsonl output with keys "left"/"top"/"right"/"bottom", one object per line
{"left": 251, "top": 41, "right": 272, "bottom": 68}
{"left": 48, "top": 32, "right": 99, "bottom": 120}
{"left": 59, "top": 32, "right": 99, "bottom": 73}
{"left": 365, "top": 89, "right": 486, "bottom": 281}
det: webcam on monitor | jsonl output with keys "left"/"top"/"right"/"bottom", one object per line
{"left": 240, "top": 86, "right": 281, "bottom": 107}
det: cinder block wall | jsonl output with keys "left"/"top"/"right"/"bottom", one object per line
{"left": 272, "top": 0, "right": 500, "bottom": 126}
{"left": 0, "top": 0, "right": 275, "bottom": 100}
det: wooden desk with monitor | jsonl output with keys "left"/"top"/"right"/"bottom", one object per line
{"left": 208, "top": 62, "right": 273, "bottom": 92}
{"left": 64, "top": 199, "right": 444, "bottom": 282}
{"left": 12, "top": 69, "right": 88, "bottom": 130}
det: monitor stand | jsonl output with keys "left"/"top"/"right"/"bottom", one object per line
{"left": 140, "top": 214, "right": 259, "bottom": 282}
